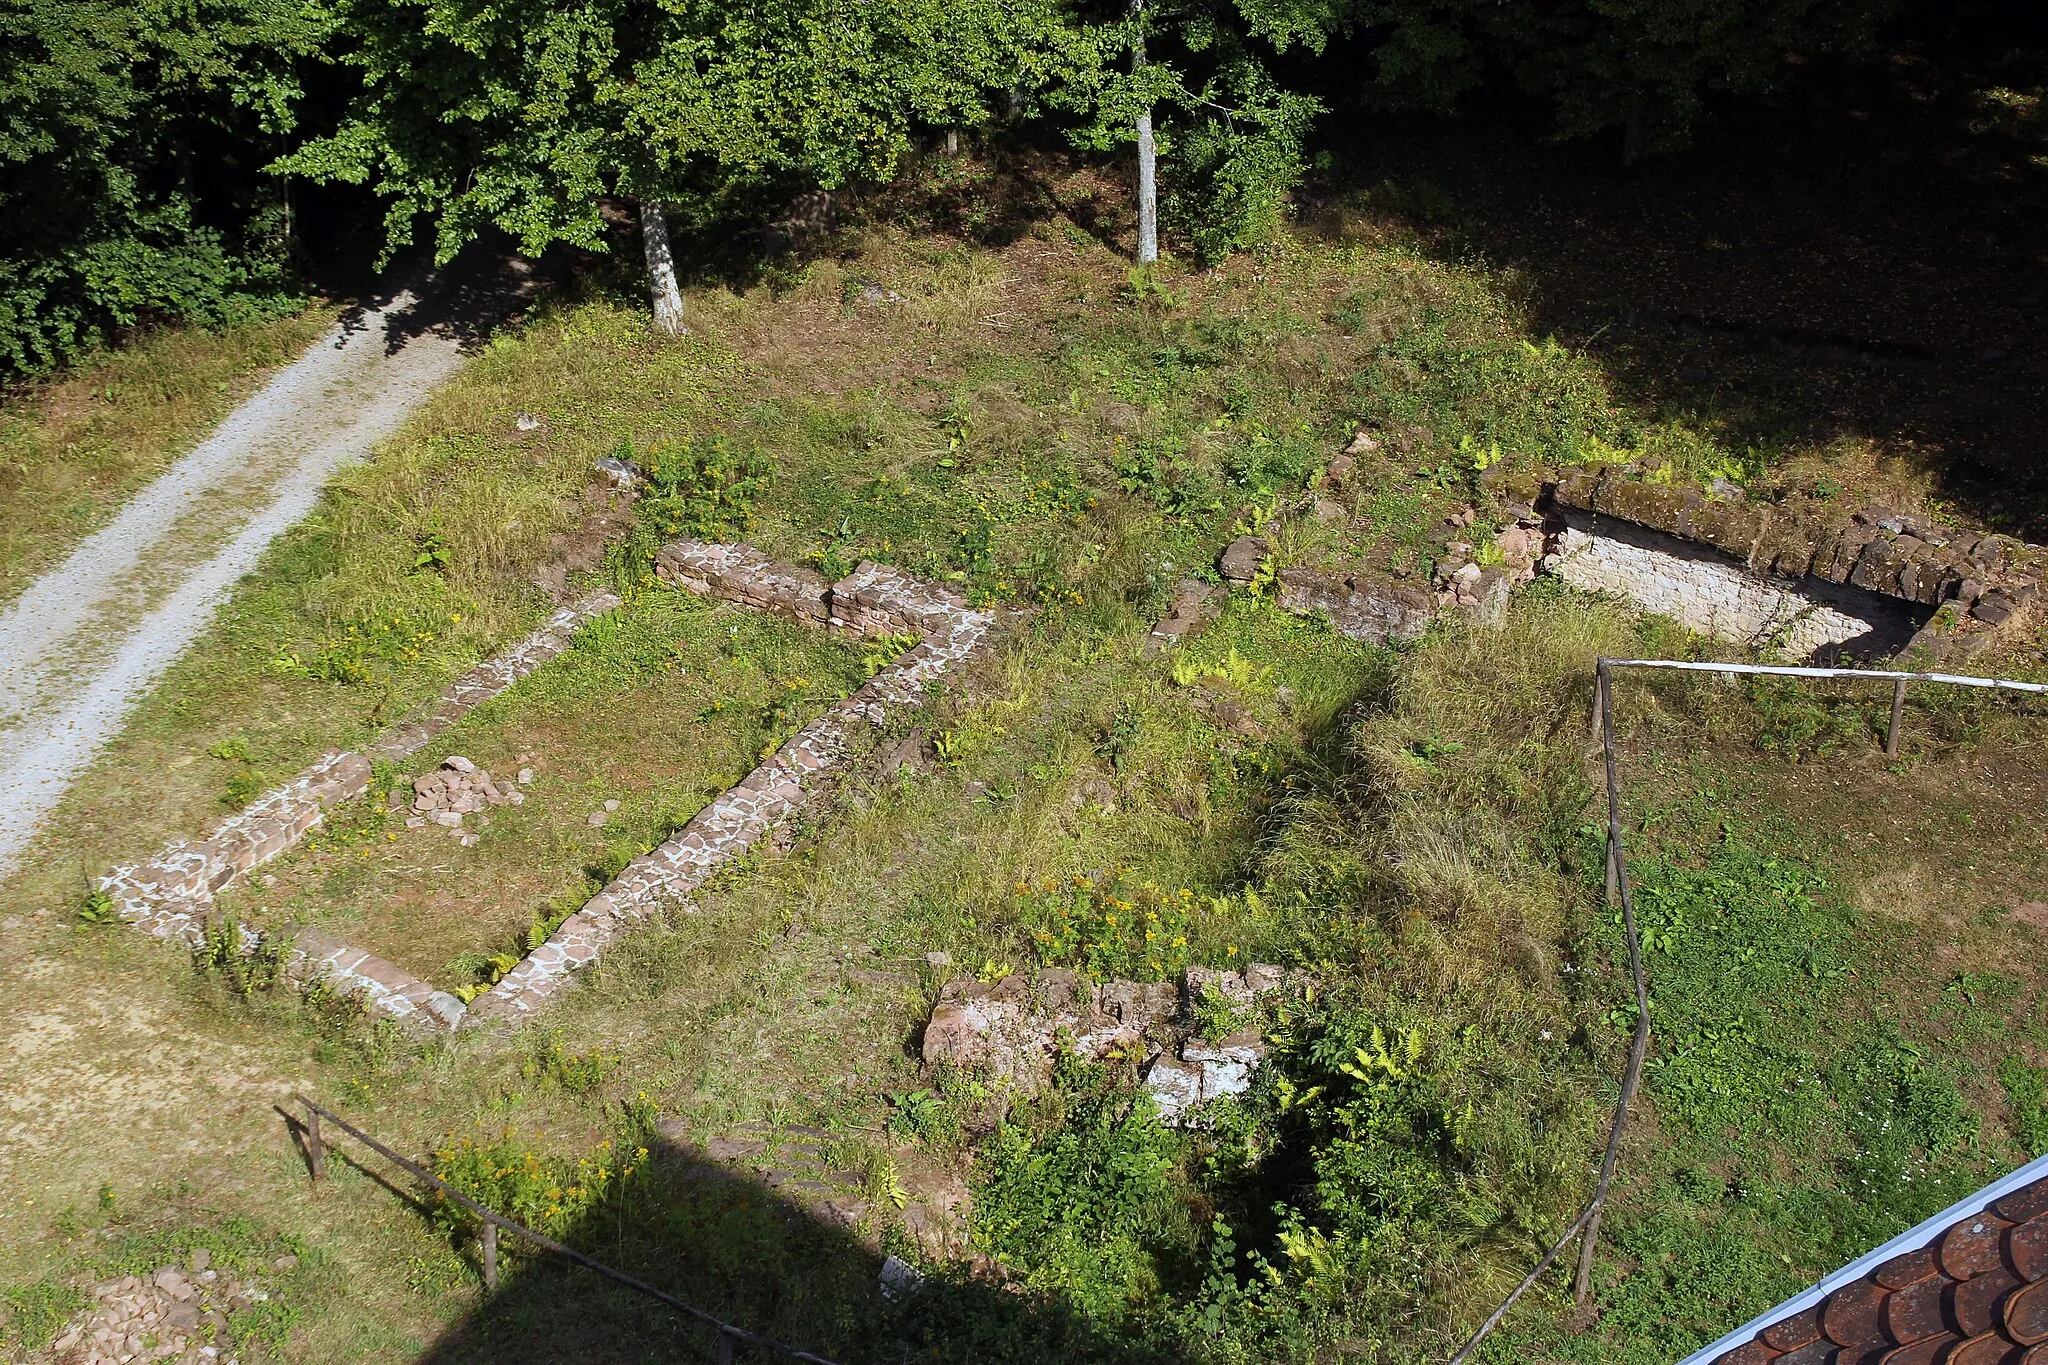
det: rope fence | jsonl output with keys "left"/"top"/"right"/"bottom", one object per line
{"left": 1446, "top": 658, "right": 2045, "bottom": 1364}
{"left": 290, "top": 1095, "right": 841, "bottom": 1365}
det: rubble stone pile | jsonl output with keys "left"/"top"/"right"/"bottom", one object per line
{"left": 48, "top": 1252, "right": 289, "bottom": 1365}
{"left": 921, "top": 963, "right": 1298, "bottom": 1123}
{"left": 401, "top": 755, "right": 528, "bottom": 846}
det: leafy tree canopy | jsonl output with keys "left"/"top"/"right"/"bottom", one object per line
{"left": 280, "top": 0, "right": 1085, "bottom": 266}
{"left": 1345, "top": 0, "right": 1902, "bottom": 153}
{"left": 0, "top": 0, "right": 321, "bottom": 374}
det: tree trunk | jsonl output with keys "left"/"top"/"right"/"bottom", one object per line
{"left": 1133, "top": 20, "right": 1157, "bottom": 264}
{"left": 1621, "top": 104, "right": 1647, "bottom": 171}
{"left": 641, "top": 199, "right": 687, "bottom": 334}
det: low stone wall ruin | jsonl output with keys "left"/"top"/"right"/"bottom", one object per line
{"left": 100, "top": 543, "right": 998, "bottom": 1034}
{"left": 922, "top": 963, "right": 1296, "bottom": 1125}
{"left": 1222, "top": 458, "right": 2038, "bottom": 663}
{"left": 1547, "top": 513, "right": 1920, "bottom": 658}
{"left": 1541, "top": 465, "right": 2040, "bottom": 661}
{"left": 466, "top": 544, "right": 997, "bottom": 1023}
{"left": 99, "top": 590, "right": 615, "bottom": 960}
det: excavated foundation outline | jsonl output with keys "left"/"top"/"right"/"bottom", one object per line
{"left": 98, "top": 541, "right": 997, "bottom": 1033}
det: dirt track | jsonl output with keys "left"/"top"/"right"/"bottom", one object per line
{"left": 0, "top": 289, "right": 469, "bottom": 875}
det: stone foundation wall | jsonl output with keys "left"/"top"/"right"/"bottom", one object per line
{"left": 97, "top": 589, "right": 620, "bottom": 1020}
{"left": 1549, "top": 519, "right": 1905, "bottom": 657}
{"left": 466, "top": 542, "right": 996, "bottom": 1023}
{"left": 100, "top": 547, "right": 998, "bottom": 1034}
{"left": 1541, "top": 464, "right": 2040, "bottom": 658}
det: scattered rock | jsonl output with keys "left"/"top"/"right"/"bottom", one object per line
{"left": 603, "top": 799, "right": 620, "bottom": 812}
{"left": 593, "top": 455, "right": 640, "bottom": 490}
{"left": 1313, "top": 497, "right": 1348, "bottom": 525}
{"left": 586, "top": 811, "right": 608, "bottom": 828}
{"left": 518, "top": 768, "right": 534, "bottom": 784}
{"left": 1218, "top": 535, "right": 1269, "bottom": 583}
{"left": 1323, "top": 451, "right": 1357, "bottom": 487}
{"left": 1342, "top": 429, "right": 1380, "bottom": 457}
{"left": 407, "top": 756, "right": 522, "bottom": 831}
{"left": 878, "top": 727, "right": 932, "bottom": 776}
{"left": 515, "top": 412, "right": 542, "bottom": 432}
{"left": 879, "top": 1254, "right": 925, "bottom": 1301}
{"left": 1276, "top": 566, "right": 1434, "bottom": 643}
{"left": 1146, "top": 577, "right": 1221, "bottom": 654}
{"left": 924, "top": 951, "right": 953, "bottom": 969}
{"left": 54, "top": 1262, "right": 267, "bottom": 1365}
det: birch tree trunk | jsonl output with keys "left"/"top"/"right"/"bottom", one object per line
{"left": 641, "top": 199, "right": 687, "bottom": 334}
{"left": 1132, "top": 12, "right": 1158, "bottom": 266}
{"left": 1136, "top": 102, "right": 1158, "bottom": 264}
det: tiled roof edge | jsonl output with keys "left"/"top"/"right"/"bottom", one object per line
{"left": 1673, "top": 1150, "right": 2048, "bottom": 1365}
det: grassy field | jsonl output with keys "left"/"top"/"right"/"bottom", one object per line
{"left": 4, "top": 164, "right": 2047, "bottom": 1364}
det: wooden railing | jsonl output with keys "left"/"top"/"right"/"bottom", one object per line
{"left": 293, "top": 1096, "right": 841, "bottom": 1365}
{"left": 1447, "top": 658, "right": 2046, "bottom": 1363}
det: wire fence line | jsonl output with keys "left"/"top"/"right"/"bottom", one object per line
{"left": 1446, "top": 658, "right": 2044, "bottom": 1364}
{"left": 290, "top": 1096, "right": 842, "bottom": 1365}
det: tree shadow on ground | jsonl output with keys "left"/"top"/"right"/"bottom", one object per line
{"left": 1308, "top": 2, "right": 2048, "bottom": 534}
{"left": 310, "top": 1117, "right": 1175, "bottom": 1365}
{"left": 332, "top": 234, "right": 579, "bottom": 357}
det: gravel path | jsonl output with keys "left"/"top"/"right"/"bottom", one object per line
{"left": 0, "top": 289, "right": 469, "bottom": 875}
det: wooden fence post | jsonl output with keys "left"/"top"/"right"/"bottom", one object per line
{"left": 482, "top": 1219, "right": 498, "bottom": 1291}
{"left": 1886, "top": 678, "right": 1907, "bottom": 757}
{"left": 305, "top": 1101, "right": 326, "bottom": 1182}
{"left": 715, "top": 1327, "right": 736, "bottom": 1364}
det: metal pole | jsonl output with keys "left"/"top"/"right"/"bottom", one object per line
{"left": 1448, "top": 665, "right": 1654, "bottom": 1362}
{"left": 1603, "top": 658, "right": 2047, "bottom": 695}
{"left": 305, "top": 1101, "right": 326, "bottom": 1182}
{"left": 1886, "top": 678, "right": 1907, "bottom": 757}
{"left": 482, "top": 1219, "right": 498, "bottom": 1291}
{"left": 1575, "top": 660, "right": 1655, "bottom": 1304}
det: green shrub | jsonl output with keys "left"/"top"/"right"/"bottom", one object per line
{"left": 972, "top": 1062, "right": 1185, "bottom": 1325}
{"left": 636, "top": 436, "right": 771, "bottom": 543}
{"left": 1020, "top": 870, "right": 1194, "bottom": 982}
{"left": 431, "top": 1133, "right": 644, "bottom": 1240}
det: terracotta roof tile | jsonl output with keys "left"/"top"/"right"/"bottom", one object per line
{"left": 1878, "top": 1248, "right": 1943, "bottom": 1289}
{"left": 1880, "top": 1338, "right": 1949, "bottom": 1365}
{"left": 2014, "top": 1219, "right": 2048, "bottom": 1282}
{"left": 1884, "top": 1274, "right": 1953, "bottom": 1341}
{"left": 2009, "top": 1279, "right": 2048, "bottom": 1344}
{"left": 2000, "top": 1184, "right": 2048, "bottom": 1224}
{"left": 1944, "top": 1217, "right": 2020, "bottom": 1279}
{"left": 1763, "top": 1303, "right": 1827, "bottom": 1350}
{"left": 1709, "top": 1176, "right": 2048, "bottom": 1365}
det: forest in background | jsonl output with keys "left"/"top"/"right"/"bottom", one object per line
{"left": 1, "top": 0, "right": 1944, "bottom": 376}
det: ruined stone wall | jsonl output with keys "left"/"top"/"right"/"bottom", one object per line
{"left": 99, "top": 547, "right": 1000, "bottom": 1035}
{"left": 1543, "top": 465, "right": 2041, "bottom": 659}
{"left": 100, "top": 591, "right": 620, "bottom": 952}
{"left": 467, "top": 543, "right": 997, "bottom": 1023}
{"left": 1549, "top": 519, "right": 1899, "bottom": 657}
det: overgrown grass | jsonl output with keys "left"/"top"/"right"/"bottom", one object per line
{"left": 7, "top": 182, "right": 2048, "bottom": 1365}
